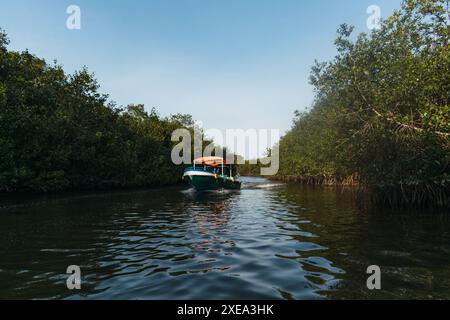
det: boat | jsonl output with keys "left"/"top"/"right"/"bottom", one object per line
{"left": 183, "top": 156, "right": 242, "bottom": 191}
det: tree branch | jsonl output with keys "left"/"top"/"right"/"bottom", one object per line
{"left": 349, "top": 62, "right": 449, "bottom": 138}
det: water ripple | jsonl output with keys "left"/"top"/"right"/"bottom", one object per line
{"left": 1, "top": 178, "right": 450, "bottom": 299}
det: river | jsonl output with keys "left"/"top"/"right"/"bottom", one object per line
{"left": 1, "top": 177, "right": 449, "bottom": 300}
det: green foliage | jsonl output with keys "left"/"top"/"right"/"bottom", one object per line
{"left": 278, "top": 0, "right": 449, "bottom": 208}
{"left": 0, "top": 31, "right": 193, "bottom": 193}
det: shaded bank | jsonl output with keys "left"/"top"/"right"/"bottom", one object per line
{"left": 0, "top": 29, "right": 197, "bottom": 193}
{"left": 276, "top": 0, "right": 449, "bottom": 210}
{"left": 270, "top": 175, "right": 449, "bottom": 211}
{"left": 271, "top": 175, "right": 359, "bottom": 187}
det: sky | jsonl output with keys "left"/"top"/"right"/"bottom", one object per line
{"left": 0, "top": 0, "right": 402, "bottom": 158}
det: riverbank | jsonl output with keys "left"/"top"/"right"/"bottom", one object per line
{"left": 0, "top": 179, "right": 187, "bottom": 199}
{"left": 275, "top": 1, "right": 449, "bottom": 212}
{"left": 0, "top": 29, "right": 198, "bottom": 194}
{"left": 270, "top": 175, "right": 449, "bottom": 211}
{"left": 270, "top": 175, "right": 359, "bottom": 187}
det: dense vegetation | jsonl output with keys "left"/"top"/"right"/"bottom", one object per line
{"left": 0, "top": 30, "right": 196, "bottom": 193}
{"left": 278, "top": 0, "right": 449, "bottom": 209}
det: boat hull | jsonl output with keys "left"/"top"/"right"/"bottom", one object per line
{"left": 184, "top": 171, "right": 241, "bottom": 191}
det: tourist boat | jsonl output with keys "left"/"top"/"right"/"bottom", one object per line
{"left": 183, "top": 157, "right": 242, "bottom": 191}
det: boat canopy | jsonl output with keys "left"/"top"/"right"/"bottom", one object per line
{"left": 193, "top": 156, "right": 230, "bottom": 167}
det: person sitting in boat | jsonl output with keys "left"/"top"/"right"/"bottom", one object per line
{"left": 232, "top": 166, "right": 240, "bottom": 181}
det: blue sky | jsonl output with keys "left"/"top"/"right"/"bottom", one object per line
{"left": 0, "top": 0, "right": 401, "bottom": 156}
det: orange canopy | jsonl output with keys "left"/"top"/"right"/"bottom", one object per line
{"left": 193, "top": 156, "right": 229, "bottom": 167}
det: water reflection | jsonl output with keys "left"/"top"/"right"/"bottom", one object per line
{"left": 0, "top": 178, "right": 449, "bottom": 299}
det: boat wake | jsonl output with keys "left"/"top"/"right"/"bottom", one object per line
{"left": 180, "top": 177, "right": 284, "bottom": 194}
{"left": 241, "top": 182, "right": 284, "bottom": 190}
{"left": 180, "top": 188, "right": 238, "bottom": 195}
